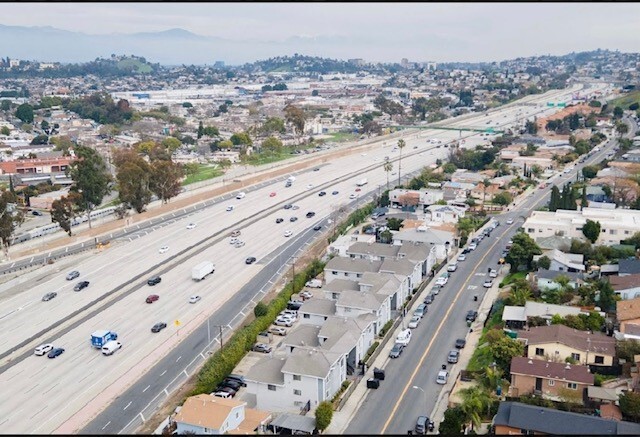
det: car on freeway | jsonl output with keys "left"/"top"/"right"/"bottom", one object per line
{"left": 349, "top": 193, "right": 357, "bottom": 199}
{"left": 42, "top": 292, "right": 57, "bottom": 301}
{"left": 188, "top": 295, "right": 201, "bottom": 304}
{"left": 313, "top": 225, "right": 322, "bottom": 231}
{"left": 306, "top": 211, "right": 316, "bottom": 218}
{"left": 313, "top": 167, "right": 320, "bottom": 171}
{"left": 447, "top": 350, "right": 460, "bottom": 364}
{"left": 151, "top": 322, "right": 167, "bottom": 333}
{"left": 66, "top": 270, "right": 80, "bottom": 280}
{"left": 506, "top": 218, "right": 514, "bottom": 224}
{"left": 408, "top": 315, "right": 421, "bottom": 329}
{"left": 318, "top": 191, "right": 326, "bottom": 196}
{"left": 226, "top": 205, "right": 235, "bottom": 211}
{"left": 73, "top": 281, "right": 90, "bottom": 292}
{"left": 269, "top": 192, "right": 276, "bottom": 197}
{"left": 47, "top": 347, "right": 65, "bottom": 359}
{"left": 253, "top": 343, "right": 272, "bottom": 353}
{"left": 489, "top": 269, "right": 498, "bottom": 278}
{"left": 186, "top": 222, "right": 197, "bottom": 229}
{"left": 236, "top": 192, "right": 246, "bottom": 199}
{"left": 283, "top": 204, "right": 292, "bottom": 210}
{"left": 457, "top": 253, "right": 467, "bottom": 262}
{"left": 284, "top": 230, "right": 293, "bottom": 237}
{"left": 291, "top": 205, "right": 300, "bottom": 210}
{"left": 234, "top": 240, "right": 245, "bottom": 248}
{"left": 355, "top": 188, "right": 362, "bottom": 192}
{"left": 269, "top": 326, "right": 288, "bottom": 336}
{"left": 159, "top": 245, "right": 169, "bottom": 254}
{"left": 436, "top": 370, "right": 449, "bottom": 385}
{"left": 389, "top": 342, "right": 404, "bottom": 358}
{"left": 34, "top": 343, "right": 54, "bottom": 356}
{"left": 483, "top": 279, "right": 493, "bottom": 288}
{"left": 466, "top": 310, "right": 478, "bottom": 323}
{"left": 230, "top": 229, "right": 241, "bottom": 237}
{"left": 245, "top": 257, "right": 257, "bottom": 265}
{"left": 147, "top": 275, "right": 162, "bottom": 286}
{"left": 455, "top": 338, "right": 467, "bottom": 349}
{"left": 332, "top": 191, "right": 339, "bottom": 195}
{"left": 146, "top": 294, "right": 160, "bottom": 303}
{"left": 290, "top": 216, "right": 298, "bottom": 222}
{"left": 229, "top": 238, "right": 239, "bottom": 245}
{"left": 423, "top": 293, "right": 435, "bottom": 305}
{"left": 306, "top": 184, "right": 314, "bottom": 190}
{"left": 275, "top": 217, "right": 284, "bottom": 223}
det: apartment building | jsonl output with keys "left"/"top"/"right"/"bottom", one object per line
{"left": 523, "top": 207, "right": 640, "bottom": 245}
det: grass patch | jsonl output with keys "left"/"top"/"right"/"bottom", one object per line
{"left": 182, "top": 164, "right": 224, "bottom": 185}
{"left": 326, "top": 132, "right": 358, "bottom": 143}
{"left": 242, "top": 151, "right": 295, "bottom": 166}
{"left": 499, "top": 271, "right": 527, "bottom": 287}
{"left": 609, "top": 90, "right": 640, "bottom": 109}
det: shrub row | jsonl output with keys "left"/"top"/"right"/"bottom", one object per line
{"left": 378, "top": 320, "right": 394, "bottom": 338}
{"left": 363, "top": 341, "right": 380, "bottom": 363}
{"left": 328, "top": 202, "right": 375, "bottom": 244}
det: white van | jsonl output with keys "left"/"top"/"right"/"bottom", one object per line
{"left": 102, "top": 340, "right": 122, "bottom": 356}
{"left": 396, "top": 329, "right": 412, "bottom": 346}
{"left": 236, "top": 192, "right": 246, "bottom": 199}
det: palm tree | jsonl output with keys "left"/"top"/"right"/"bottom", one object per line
{"left": 459, "top": 386, "right": 492, "bottom": 432}
{"left": 397, "top": 139, "right": 406, "bottom": 186}
{"left": 383, "top": 160, "right": 393, "bottom": 189}
{"left": 482, "top": 178, "right": 491, "bottom": 212}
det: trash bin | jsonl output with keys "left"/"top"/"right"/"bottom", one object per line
{"left": 366, "top": 378, "right": 380, "bottom": 389}
{"left": 373, "top": 367, "right": 385, "bottom": 381}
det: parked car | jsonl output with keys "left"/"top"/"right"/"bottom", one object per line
{"left": 447, "top": 262, "right": 458, "bottom": 272}
{"left": 299, "top": 290, "right": 313, "bottom": 300}
{"left": 215, "top": 386, "right": 237, "bottom": 397}
{"left": 275, "top": 317, "right": 294, "bottom": 327}
{"left": 66, "top": 270, "right": 80, "bottom": 280}
{"left": 447, "top": 350, "right": 460, "bottom": 364}
{"left": 389, "top": 342, "right": 404, "bottom": 358}
{"left": 468, "top": 242, "right": 477, "bottom": 251}
{"left": 506, "top": 218, "right": 514, "bottom": 224}
{"left": 466, "top": 310, "right": 478, "bottom": 323}
{"left": 73, "top": 281, "right": 90, "bottom": 292}
{"left": 269, "top": 326, "right": 288, "bottom": 336}
{"left": 483, "top": 279, "right": 493, "bottom": 288}
{"left": 42, "top": 292, "right": 57, "bottom": 301}
{"left": 146, "top": 294, "right": 160, "bottom": 304}
{"left": 424, "top": 293, "right": 435, "bottom": 305}
{"left": 432, "top": 284, "right": 442, "bottom": 295}
{"left": 436, "top": 370, "right": 449, "bottom": 384}
{"left": 457, "top": 254, "right": 467, "bottom": 262}
{"left": 47, "top": 347, "right": 65, "bottom": 359}
{"left": 489, "top": 269, "right": 498, "bottom": 278}
{"left": 218, "top": 379, "right": 242, "bottom": 391}
{"left": 435, "top": 276, "right": 448, "bottom": 286}
{"left": 455, "top": 338, "right": 467, "bottom": 349}
{"left": 226, "top": 374, "right": 246, "bottom": 387}
{"left": 396, "top": 329, "right": 412, "bottom": 346}
{"left": 151, "top": 322, "right": 167, "bottom": 333}
{"left": 414, "top": 303, "right": 428, "bottom": 318}
{"left": 252, "top": 343, "right": 272, "bottom": 353}
{"left": 408, "top": 315, "right": 421, "bottom": 329}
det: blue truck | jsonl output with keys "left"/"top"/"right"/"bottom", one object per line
{"left": 91, "top": 330, "right": 118, "bottom": 348}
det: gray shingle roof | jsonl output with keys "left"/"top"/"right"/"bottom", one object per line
{"left": 283, "top": 325, "right": 321, "bottom": 349}
{"left": 347, "top": 242, "right": 400, "bottom": 258}
{"left": 321, "top": 279, "right": 360, "bottom": 293}
{"left": 493, "top": 401, "right": 640, "bottom": 434}
{"left": 392, "top": 228, "right": 454, "bottom": 245}
{"left": 619, "top": 258, "right": 640, "bottom": 275}
{"left": 245, "top": 357, "right": 286, "bottom": 385}
{"left": 281, "top": 348, "right": 342, "bottom": 379}
{"left": 380, "top": 258, "right": 416, "bottom": 276}
{"left": 536, "top": 268, "right": 583, "bottom": 282}
{"left": 325, "top": 257, "right": 382, "bottom": 274}
{"left": 298, "top": 298, "right": 336, "bottom": 316}
{"left": 337, "top": 289, "right": 385, "bottom": 310}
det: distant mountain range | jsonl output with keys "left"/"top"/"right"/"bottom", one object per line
{"left": 0, "top": 24, "right": 374, "bottom": 66}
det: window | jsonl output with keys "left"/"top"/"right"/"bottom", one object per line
{"left": 332, "top": 271, "right": 338, "bottom": 275}
{"left": 268, "top": 385, "right": 276, "bottom": 391}
{"left": 595, "top": 355, "right": 604, "bottom": 364}
{"left": 293, "top": 389, "right": 302, "bottom": 396}
{"left": 303, "top": 314, "right": 310, "bottom": 319}
{"left": 332, "top": 293, "right": 338, "bottom": 300}
{"left": 528, "top": 228, "right": 534, "bottom": 233}
{"left": 344, "top": 307, "right": 351, "bottom": 312}
{"left": 535, "top": 348, "right": 545, "bottom": 356}
{"left": 548, "top": 380, "right": 555, "bottom": 386}
{"left": 567, "top": 382, "right": 578, "bottom": 390}
{"left": 625, "top": 230, "right": 631, "bottom": 235}
{"left": 610, "top": 229, "right": 616, "bottom": 235}
{"left": 293, "top": 374, "right": 301, "bottom": 381}
{"left": 571, "top": 353, "right": 581, "bottom": 361}
{"left": 356, "top": 273, "right": 362, "bottom": 278}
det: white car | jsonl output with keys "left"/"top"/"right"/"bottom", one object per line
{"left": 159, "top": 246, "right": 169, "bottom": 254}
{"left": 189, "top": 295, "right": 201, "bottom": 304}
{"left": 447, "top": 263, "right": 458, "bottom": 272}
{"left": 234, "top": 240, "right": 245, "bottom": 248}
{"left": 468, "top": 243, "right": 477, "bottom": 251}
{"left": 186, "top": 223, "right": 196, "bottom": 229}
{"left": 349, "top": 193, "right": 357, "bottom": 199}
{"left": 408, "top": 316, "right": 421, "bottom": 329}
{"left": 226, "top": 205, "right": 235, "bottom": 212}
{"left": 284, "top": 230, "right": 293, "bottom": 237}
{"left": 306, "top": 184, "right": 314, "bottom": 190}
{"left": 34, "top": 343, "right": 54, "bottom": 356}
{"left": 483, "top": 279, "right": 494, "bottom": 288}
{"left": 436, "top": 370, "right": 449, "bottom": 385}
{"left": 230, "top": 238, "right": 239, "bottom": 245}
{"left": 506, "top": 218, "right": 514, "bottom": 224}
{"left": 457, "top": 254, "right": 467, "bottom": 262}
{"left": 435, "top": 276, "right": 448, "bottom": 286}
{"left": 275, "top": 317, "right": 294, "bottom": 327}
{"left": 396, "top": 329, "right": 412, "bottom": 346}
{"left": 236, "top": 192, "right": 246, "bottom": 199}
{"left": 489, "top": 269, "right": 498, "bottom": 278}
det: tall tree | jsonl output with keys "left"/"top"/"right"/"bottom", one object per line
{"left": 0, "top": 190, "right": 24, "bottom": 259}
{"left": 284, "top": 105, "right": 306, "bottom": 144}
{"left": 549, "top": 185, "right": 561, "bottom": 211}
{"left": 15, "top": 103, "right": 34, "bottom": 123}
{"left": 383, "top": 160, "right": 393, "bottom": 189}
{"left": 116, "top": 160, "right": 152, "bottom": 213}
{"left": 50, "top": 192, "right": 82, "bottom": 236}
{"left": 506, "top": 232, "right": 542, "bottom": 273}
{"left": 67, "top": 145, "right": 112, "bottom": 229}
{"left": 149, "top": 160, "right": 184, "bottom": 204}
{"left": 397, "top": 139, "right": 406, "bottom": 186}
{"left": 314, "top": 401, "right": 333, "bottom": 432}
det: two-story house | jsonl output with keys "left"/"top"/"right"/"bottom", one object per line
{"left": 616, "top": 297, "right": 640, "bottom": 340}
{"left": 424, "top": 204, "right": 466, "bottom": 225}
{"left": 609, "top": 274, "right": 640, "bottom": 300}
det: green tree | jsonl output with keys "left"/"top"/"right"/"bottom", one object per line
{"left": 397, "top": 139, "right": 406, "bottom": 186}
{"left": 549, "top": 185, "right": 561, "bottom": 211}
{"left": 492, "top": 191, "right": 513, "bottom": 206}
{"left": 50, "top": 192, "right": 82, "bottom": 236}
{"left": 613, "top": 106, "right": 624, "bottom": 119}
{"left": 386, "top": 217, "right": 404, "bottom": 231}
{"left": 582, "top": 165, "right": 598, "bottom": 179}
{"left": 261, "top": 117, "right": 286, "bottom": 135}
{"left": 536, "top": 255, "right": 551, "bottom": 270}
{"left": 315, "top": 400, "right": 334, "bottom": 432}
{"left": 202, "top": 125, "right": 220, "bottom": 137}
{"left": 0, "top": 126, "right": 10, "bottom": 136}
{"left": 149, "top": 160, "right": 184, "bottom": 204}
{"left": 0, "top": 100, "right": 11, "bottom": 111}
{"left": 197, "top": 121, "right": 204, "bottom": 139}
{"left": 459, "top": 385, "right": 492, "bottom": 431}
{"left": 261, "top": 136, "right": 283, "bottom": 155}
{"left": 30, "top": 134, "right": 49, "bottom": 145}
{"left": 597, "top": 279, "right": 616, "bottom": 312}
{"left": 506, "top": 232, "right": 542, "bottom": 273}
{"left": 524, "top": 120, "right": 538, "bottom": 135}
{"left": 230, "top": 132, "right": 253, "bottom": 147}
{"left": 490, "top": 335, "right": 525, "bottom": 374}
{"left": 383, "top": 160, "right": 393, "bottom": 189}
{"left": 0, "top": 190, "right": 25, "bottom": 258}
{"left": 284, "top": 104, "right": 306, "bottom": 143}
{"left": 439, "top": 407, "right": 465, "bottom": 435}
{"left": 15, "top": 103, "right": 34, "bottom": 123}
{"left": 412, "top": 97, "right": 429, "bottom": 120}
{"left": 67, "top": 145, "right": 112, "bottom": 229}
{"left": 582, "top": 219, "right": 601, "bottom": 244}
{"left": 619, "top": 391, "right": 640, "bottom": 422}
{"left": 161, "top": 136, "right": 181, "bottom": 153}
{"left": 253, "top": 302, "right": 268, "bottom": 318}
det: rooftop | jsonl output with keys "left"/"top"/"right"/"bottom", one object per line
{"left": 518, "top": 324, "right": 615, "bottom": 356}
{"left": 510, "top": 356, "right": 594, "bottom": 385}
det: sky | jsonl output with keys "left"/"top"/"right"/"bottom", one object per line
{"left": 2, "top": 2, "right": 640, "bottom": 64}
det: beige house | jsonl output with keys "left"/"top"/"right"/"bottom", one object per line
{"left": 616, "top": 297, "right": 640, "bottom": 339}
{"left": 509, "top": 356, "right": 594, "bottom": 402}
{"left": 518, "top": 324, "right": 616, "bottom": 368}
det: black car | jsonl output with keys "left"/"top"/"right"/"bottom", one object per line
{"left": 313, "top": 225, "right": 322, "bottom": 231}
{"left": 423, "top": 293, "right": 435, "bottom": 304}
{"left": 226, "top": 374, "right": 247, "bottom": 387}
{"left": 462, "top": 248, "right": 471, "bottom": 255}
{"left": 455, "top": 338, "right": 467, "bottom": 349}
{"left": 283, "top": 204, "right": 293, "bottom": 210}
{"left": 47, "top": 347, "right": 65, "bottom": 359}
{"left": 73, "top": 281, "right": 90, "bottom": 292}
{"left": 245, "top": 257, "right": 257, "bottom": 265}
{"left": 318, "top": 191, "right": 326, "bottom": 196}
{"left": 151, "top": 322, "right": 167, "bottom": 333}
{"left": 147, "top": 275, "right": 162, "bottom": 286}
{"left": 466, "top": 310, "right": 478, "bottom": 323}
{"left": 306, "top": 211, "right": 316, "bottom": 218}
{"left": 276, "top": 218, "right": 284, "bottom": 223}
{"left": 32, "top": 210, "right": 43, "bottom": 216}
{"left": 290, "top": 216, "right": 298, "bottom": 222}
{"left": 219, "top": 378, "right": 242, "bottom": 391}
{"left": 332, "top": 191, "right": 339, "bottom": 195}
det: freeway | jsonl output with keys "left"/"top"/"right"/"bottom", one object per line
{"left": 0, "top": 85, "right": 592, "bottom": 434}
{"left": 344, "top": 114, "right": 627, "bottom": 434}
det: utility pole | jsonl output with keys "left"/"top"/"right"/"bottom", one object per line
{"left": 291, "top": 256, "right": 297, "bottom": 290}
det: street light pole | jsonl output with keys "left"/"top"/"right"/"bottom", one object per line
{"left": 412, "top": 385, "right": 427, "bottom": 417}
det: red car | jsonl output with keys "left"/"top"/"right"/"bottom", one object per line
{"left": 146, "top": 294, "right": 159, "bottom": 304}
{"left": 355, "top": 188, "right": 362, "bottom": 192}
{"left": 269, "top": 192, "right": 276, "bottom": 197}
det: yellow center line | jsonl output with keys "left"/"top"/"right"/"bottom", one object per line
{"left": 380, "top": 223, "right": 509, "bottom": 433}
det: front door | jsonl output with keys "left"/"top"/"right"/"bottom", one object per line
{"left": 535, "top": 377, "right": 542, "bottom": 391}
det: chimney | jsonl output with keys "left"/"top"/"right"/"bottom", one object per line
{"left": 565, "top": 363, "right": 571, "bottom": 370}
{"left": 528, "top": 359, "right": 533, "bottom": 364}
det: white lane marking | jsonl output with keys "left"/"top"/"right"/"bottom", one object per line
{"left": 123, "top": 401, "right": 132, "bottom": 410}
{"left": 160, "top": 370, "right": 167, "bottom": 376}
{"left": 102, "top": 421, "right": 111, "bottom": 430}
{"left": 142, "top": 385, "right": 151, "bottom": 393}
{"left": 175, "top": 356, "right": 182, "bottom": 363}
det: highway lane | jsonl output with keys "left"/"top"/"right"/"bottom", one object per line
{"left": 344, "top": 108, "right": 623, "bottom": 434}
{"left": 0, "top": 85, "right": 589, "bottom": 433}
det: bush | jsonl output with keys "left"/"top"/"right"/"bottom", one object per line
{"left": 379, "top": 320, "right": 394, "bottom": 337}
{"left": 315, "top": 401, "right": 334, "bottom": 432}
{"left": 364, "top": 341, "right": 380, "bottom": 362}
{"left": 254, "top": 302, "right": 268, "bottom": 318}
